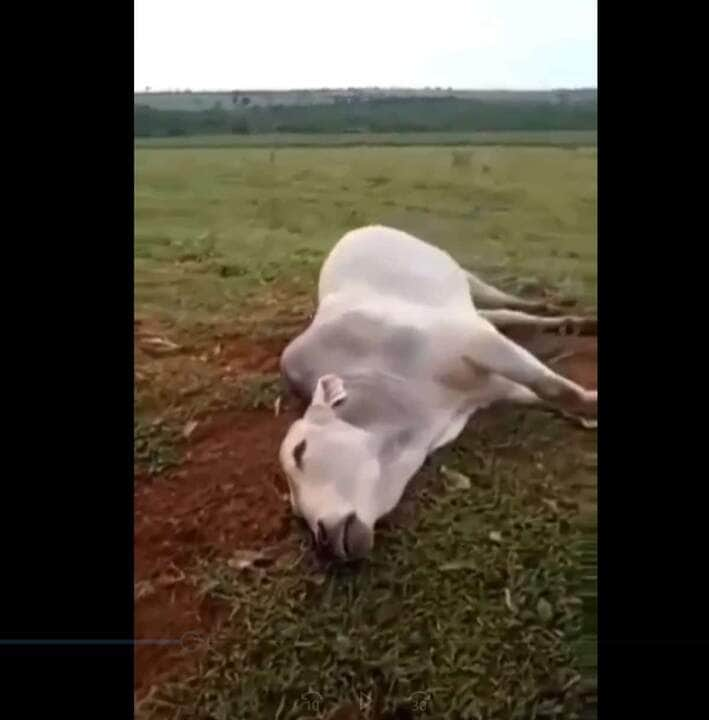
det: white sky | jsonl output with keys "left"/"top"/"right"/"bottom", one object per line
{"left": 134, "top": 0, "right": 597, "bottom": 91}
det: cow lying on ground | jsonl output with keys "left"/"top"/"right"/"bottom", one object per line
{"left": 279, "top": 225, "right": 597, "bottom": 560}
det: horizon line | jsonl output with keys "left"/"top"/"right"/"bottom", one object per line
{"left": 134, "top": 86, "right": 597, "bottom": 95}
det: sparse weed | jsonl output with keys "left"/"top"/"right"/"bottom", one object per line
{"left": 451, "top": 149, "right": 473, "bottom": 168}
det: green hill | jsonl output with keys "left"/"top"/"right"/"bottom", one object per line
{"left": 134, "top": 89, "right": 597, "bottom": 138}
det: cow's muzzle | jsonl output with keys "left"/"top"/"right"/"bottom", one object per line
{"left": 315, "top": 512, "right": 373, "bottom": 561}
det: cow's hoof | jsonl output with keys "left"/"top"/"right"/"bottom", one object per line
{"left": 559, "top": 410, "right": 597, "bottom": 429}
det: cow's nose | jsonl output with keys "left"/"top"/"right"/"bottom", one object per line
{"left": 314, "top": 515, "right": 347, "bottom": 558}
{"left": 315, "top": 520, "right": 329, "bottom": 549}
{"left": 315, "top": 513, "right": 373, "bottom": 560}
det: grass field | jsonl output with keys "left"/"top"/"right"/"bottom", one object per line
{"left": 134, "top": 130, "right": 597, "bottom": 150}
{"left": 135, "top": 142, "right": 597, "bottom": 718}
{"left": 135, "top": 144, "right": 596, "bottom": 328}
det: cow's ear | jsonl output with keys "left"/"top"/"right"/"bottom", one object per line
{"left": 312, "top": 374, "right": 347, "bottom": 408}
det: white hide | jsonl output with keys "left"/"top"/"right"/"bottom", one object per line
{"left": 279, "top": 225, "right": 586, "bottom": 559}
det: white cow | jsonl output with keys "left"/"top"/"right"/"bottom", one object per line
{"left": 279, "top": 225, "right": 596, "bottom": 560}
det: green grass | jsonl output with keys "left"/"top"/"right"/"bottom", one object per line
{"left": 134, "top": 419, "right": 181, "bottom": 476}
{"left": 135, "top": 141, "right": 597, "bottom": 718}
{"left": 135, "top": 144, "right": 597, "bottom": 329}
{"left": 135, "top": 130, "right": 596, "bottom": 150}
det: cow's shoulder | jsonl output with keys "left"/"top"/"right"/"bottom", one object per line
{"left": 280, "top": 327, "right": 319, "bottom": 401}
{"left": 332, "top": 371, "right": 429, "bottom": 432}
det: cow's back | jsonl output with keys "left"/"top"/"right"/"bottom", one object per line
{"left": 318, "top": 225, "right": 471, "bottom": 309}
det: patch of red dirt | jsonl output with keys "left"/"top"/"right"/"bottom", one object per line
{"left": 135, "top": 400, "right": 301, "bottom": 699}
{"left": 211, "top": 335, "right": 284, "bottom": 375}
{"left": 134, "top": 584, "right": 226, "bottom": 704}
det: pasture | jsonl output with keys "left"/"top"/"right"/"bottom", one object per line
{"left": 134, "top": 141, "right": 597, "bottom": 718}
{"left": 134, "top": 130, "right": 596, "bottom": 150}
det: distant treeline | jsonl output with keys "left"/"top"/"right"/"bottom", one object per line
{"left": 134, "top": 97, "right": 597, "bottom": 137}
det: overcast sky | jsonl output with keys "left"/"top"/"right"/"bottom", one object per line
{"left": 135, "top": 0, "right": 597, "bottom": 91}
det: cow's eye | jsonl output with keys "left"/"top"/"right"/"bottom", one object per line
{"left": 293, "top": 439, "right": 307, "bottom": 469}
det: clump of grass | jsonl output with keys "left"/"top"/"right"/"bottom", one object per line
{"left": 217, "top": 262, "right": 249, "bottom": 278}
{"left": 285, "top": 220, "right": 303, "bottom": 235}
{"left": 260, "top": 197, "right": 288, "bottom": 230}
{"left": 134, "top": 420, "right": 181, "bottom": 475}
{"left": 234, "top": 373, "right": 282, "bottom": 410}
{"left": 365, "top": 175, "right": 391, "bottom": 187}
{"left": 176, "top": 232, "right": 219, "bottom": 263}
{"left": 451, "top": 150, "right": 473, "bottom": 169}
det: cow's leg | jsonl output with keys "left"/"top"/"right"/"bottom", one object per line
{"left": 465, "top": 271, "right": 559, "bottom": 312}
{"left": 493, "top": 377, "right": 542, "bottom": 406}
{"left": 488, "top": 375, "right": 596, "bottom": 428}
{"left": 478, "top": 309, "right": 597, "bottom": 335}
{"left": 463, "top": 323, "right": 596, "bottom": 418}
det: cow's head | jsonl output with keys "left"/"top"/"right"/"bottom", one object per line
{"left": 279, "top": 374, "right": 379, "bottom": 560}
